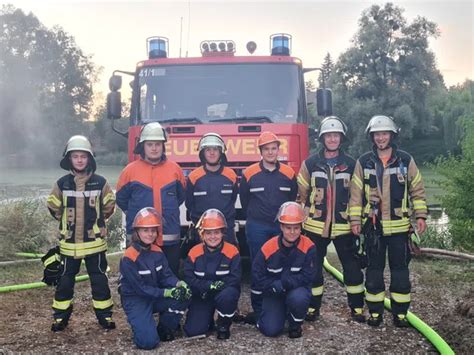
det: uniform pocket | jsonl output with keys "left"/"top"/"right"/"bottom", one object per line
{"left": 314, "top": 188, "right": 324, "bottom": 205}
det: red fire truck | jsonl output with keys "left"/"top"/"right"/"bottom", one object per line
{"left": 107, "top": 34, "right": 332, "bottom": 244}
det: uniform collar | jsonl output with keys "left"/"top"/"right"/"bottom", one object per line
{"left": 259, "top": 159, "right": 280, "bottom": 173}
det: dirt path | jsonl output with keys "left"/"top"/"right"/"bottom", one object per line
{"left": 0, "top": 255, "right": 472, "bottom": 353}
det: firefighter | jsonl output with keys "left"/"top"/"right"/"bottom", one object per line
{"left": 349, "top": 115, "right": 428, "bottom": 327}
{"left": 185, "top": 133, "right": 238, "bottom": 245}
{"left": 297, "top": 116, "right": 365, "bottom": 323}
{"left": 47, "top": 135, "right": 116, "bottom": 331}
{"left": 240, "top": 131, "right": 298, "bottom": 322}
{"left": 120, "top": 207, "right": 191, "bottom": 349}
{"left": 116, "top": 122, "right": 186, "bottom": 275}
{"left": 252, "top": 202, "right": 316, "bottom": 338}
{"left": 183, "top": 209, "right": 241, "bottom": 340}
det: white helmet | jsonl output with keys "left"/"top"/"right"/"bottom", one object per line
{"left": 365, "top": 115, "right": 399, "bottom": 135}
{"left": 198, "top": 133, "right": 226, "bottom": 152}
{"left": 139, "top": 122, "right": 167, "bottom": 143}
{"left": 318, "top": 116, "right": 347, "bottom": 139}
{"left": 60, "top": 135, "right": 96, "bottom": 171}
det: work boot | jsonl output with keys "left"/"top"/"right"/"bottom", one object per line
{"left": 367, "top": 313, "right": 383, "bottom": 327}
{"left": 305, "top": 307, "right": 320, "bottom": 322}
{"left": 393, "top": 314, "right": 410, "bottom": 328}
{"left": 157, "top": 324, "right": 175, "bottom": 342}
{"left": 216, "top": 315, "right": 231, "bottom": 340}
{"left": 51, "top": 318, "right": 69, "bottom": 332}
{"left": 288, "top": 324, "right": 303, "bottom": 339}
{"left": 98, "top": 317, "right": 116, "bottom": 330}
{"left": 243, "top": 312, "right": 257, "bottom": 325}
{"left": 350, "top": 308, "right": 366, "bottom": 323}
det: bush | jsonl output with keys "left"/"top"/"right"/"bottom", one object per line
{"left": 0, "top": 198, "right": 56, "bottom": 259}
{"left": 421, "top": 225, "right": 453, "bottom": 250}
{"left": 106, "top": 211, "right": 126, "bottom": 251}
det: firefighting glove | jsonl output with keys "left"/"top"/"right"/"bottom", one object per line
{"left": 209, "top": 280, "right": 225, "bottom": 292}
{"left": 355, "top": 235, "right": 368, "bottom": 269}
{"left": 176, "top": 280, "right": 192, "bottom": 300}
{"left": 41, "top": 246, "right": 61, "bottom": 286}
{"left": 163, "top": 287, "right": 187, "bottom": 301}
{"left": 269, "top": 280, "right": 285, "bottom": 294}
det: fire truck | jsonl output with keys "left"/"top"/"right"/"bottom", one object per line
{"left": 107, "top": 34, "right": 332, "bottom": 247}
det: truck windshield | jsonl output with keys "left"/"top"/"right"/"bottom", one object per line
{"left": 137, "top": 63, "right": 303, "bottom": 124}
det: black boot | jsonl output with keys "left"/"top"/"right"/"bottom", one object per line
{"left": 305, "top": 307, "right": 320, "bottom": 322}
{"left": 51, "top": 318, "right": 69, "bottom": 332}
{"left": 393, "top": 314, "right": 410, "bottom": 328}
{"left": 350, "top": 308, "right": 366, "bottom": 323}
{"left": 367, "top": 313, "right": 383, "bottom": 327}
{"left": 288, "top": 324, "right": 302, "bottom": 339}
{"left": 157, "top": 324, "right": 175, "bottom": 342}
{"left": 243, "top": 311, "right": 257, "bottom": 325}
{"left": 216, "top": 315, "right": 231, "bottom": 340}
{"left": 98, "top": 316, "right": 116, "bottom": 330}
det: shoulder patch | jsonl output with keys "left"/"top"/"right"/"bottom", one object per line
{"left": 243, "top": 162, "right": 262, "bottom": 181}
{"left": 188, "top": 167, "right": 206, "bottom": 185}
{"left": 124, "top": 246, "right": 140, "bottom": 262}
{"left": 188, "top": 243, "right": 205, "bottom": 263}
{"left": 261, "top": 236, "right": 280, "bottom": 260}
{"left": 221, "top": 167, "right": 237, "bottom": 184}
{"left": 297, "top": 235, "right": 315, "bottom": 254}
{"left": 221, "top": 242, "right": 239, "bottom": 259}
{"left": 279, "top": 163, "right": 296, "bottom": 180}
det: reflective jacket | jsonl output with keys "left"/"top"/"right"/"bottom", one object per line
{"left": 251, "top": 235, "right": 316, "bottom": 296}
{"left": 184, "top": 242, "right": 241, "bottom": 296}
{"left": 185, "top": 166, "right": 238, "bottom": 226}
{"left": 240, "top": 161, "right": 298, "bottom": 226}
{"left": 297, "top": 150, "right": 355, "bottom": 239}
{"left": 47, "top": 173, "right": 115, "bottom": 258}
{"left": 119, "top": 242, "right": 179, "bottom": 298}
{"left": 116, "top": 158, "right": 186, "bottom": 246}
{"left": 349, "top": 146, "right": 428, "bottom": 235}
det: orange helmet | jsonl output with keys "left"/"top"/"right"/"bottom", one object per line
{"left": 257, "top": 131, "right": 280, "bottom": 148}
{"left": 277, "top": 202, "right": 306, "bottom": 225}
{"left": 133, "top": 207, "right": 162, "bottom": 229}
{"left": 197, "top": 209, "right": 227, "bottom": 232}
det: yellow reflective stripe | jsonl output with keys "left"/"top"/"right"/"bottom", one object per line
{"left": 391, "top": 292, "right": 411, "bottom": 303}
{"left": 92, "top": 195, "right": 101, "bottom": 235}
{"left": 93, "top": 298, "right": 113, "bottom": 309}
{"left": 332, "top": 223, "right": 351, "bottom": 232}
{"left": 346, "top": 284, "right": 365, "bottom": 294}
{"left": 297, "top": 173, "right": 309, "bottom": 188}
{"left": 309, "top": 176, "right": 317, "bottom": 205}
{"left": 311, "top": 286, "right": 324, "bottom": 296}
{"left": 413, "top": 200, "right": 427, "bottom": 210}
{"left": 47, "top": 194, "right": 62, "bottom": 208}
{"left": 61, "top": 194, "right": 68, "bottom": 235}
{"left": 349, "top": 206, "right": 362, "bottom": 216}
{"left": 411, "top": 171, "right": 422, "bottom": 187}
{"left": 59, "top": 239, "right": 107, "bottom": 257}
{"left": 102, "top": 192, "right": 115, "bottom": 205}
{"left": 53, "top": 299, "right": 72, "bottom": 310}
{"left": 43, "top": 254, "right": 60, "bottom": 267}
{"left": 381, "top": 218, "right": 410, "bottom": 228}
{"left": 351, "top": 175, "right": 363, "bottom": 190}
{"left": 365, "top": 291, "right": 385, "bottom": 302}
{"left": 401, "top": 174, "right": 409, "bottom": 214}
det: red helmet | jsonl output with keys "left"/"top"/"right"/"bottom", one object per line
{"left": 277, "top": 202, "right": 306, "bottom": 225}
{"left": 257, "top": 131, "right": 280, "bottom": 148}
{"left": 197, "top": 209, "right": 227, "bottom": 231}
{"left": 133, "top": 207, "right": 162, "bottom": 229}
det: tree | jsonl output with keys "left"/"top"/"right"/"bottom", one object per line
{"left": 318, "top": 53, "right": 334, "bottom": 88}
{"left": 0, "top": 5, "right": 97, "bottom": 167}
{"left": 329, "top": 3, "right": 445, "bottom": 157}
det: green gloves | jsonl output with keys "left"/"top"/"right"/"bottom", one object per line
{"left": 176, "top": 280, "right": 192, "bottom": 300}
{"left": 163, "top": 286, "right": 190, "bottom": 301}
{"left": 210, "top": 280, "right": 225, "bottom": 292}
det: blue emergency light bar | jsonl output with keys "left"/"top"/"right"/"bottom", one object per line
{"left": 270, "top": 33, "right": 292, "bottom": 56}
{"left": 147, "top": 36, "right": 169, "bottom": 59}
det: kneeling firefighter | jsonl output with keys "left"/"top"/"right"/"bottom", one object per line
{"left": 120, "top": 207, "right": 191, "bottom": 350}
{"left": 183, "top": 209, "right": 241, "bottom": 340}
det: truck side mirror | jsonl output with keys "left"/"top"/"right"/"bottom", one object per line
{"left": 109, "top": 75, "right": 122, "bottom": 92}
{"left": 107, "top": 91, "right": 122, "bottom": 119}
{"left": 316, "top": 89, "right": 333, "bottom": 116}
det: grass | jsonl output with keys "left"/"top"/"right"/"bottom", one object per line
{"left": 419, "top": 166, "right": 445, "bottom": 206}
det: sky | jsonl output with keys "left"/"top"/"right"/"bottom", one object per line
{"left": 7, "top": 0, "right": 474, "bottom": 102}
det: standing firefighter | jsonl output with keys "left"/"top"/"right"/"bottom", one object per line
{"left": 183, "top": 209, "right": 241, "bottom": 340}
{"left": 349, "top": 115, "right": 427, "bottom": 327}
{"left": 185, "top": 133, "right": 238, "bottom": 245}
{"left": 252, "top": 202, "right": 316, "bottom": 338}
{"left": 120, "top": 207, "right": 190, "bottom": 349}
{"left": 297, "top": 116, "right": 365, "bottom": 322}
{"left": 116, "top": 122, "right": 186, "bottom": 275}
{"left": 240, "top": 131, "right": 298, "bottom": 322}
{"left": 47, "top": 135, "right": 116, "bottom": 331}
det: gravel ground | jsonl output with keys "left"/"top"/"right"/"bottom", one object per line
{"left": 4, "top": 257, "right": 467, "bottom": 354}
